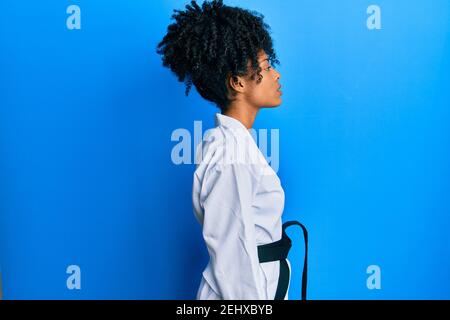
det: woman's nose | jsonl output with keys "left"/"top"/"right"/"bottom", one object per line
{"left": 276, "top": 72, "right": 281, "bottom": 80}
{"left": 275, "top": 69, "right": 281, "bottom": 80}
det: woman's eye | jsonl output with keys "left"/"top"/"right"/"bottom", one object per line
{"left": 266, "top": 66, "right": 272, "bottom": 71}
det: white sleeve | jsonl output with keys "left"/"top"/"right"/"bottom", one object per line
{"left": 200, "top": 162, "right": 266, "bottom": 300}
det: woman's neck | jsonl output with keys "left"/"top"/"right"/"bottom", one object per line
{"left": 223, "top": 104, "right": 259, "bottom": 129}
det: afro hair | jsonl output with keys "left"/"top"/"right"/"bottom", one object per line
{"left": 156, "top": 0, "right": 280, "bottom": 113}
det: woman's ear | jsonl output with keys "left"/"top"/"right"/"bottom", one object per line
{"left": 228, "top": 75, "right": 244, "bottom": 93}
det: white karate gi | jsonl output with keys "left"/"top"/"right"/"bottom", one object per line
{"left": 192, "top": 112, "right": 291, "bottom": 300}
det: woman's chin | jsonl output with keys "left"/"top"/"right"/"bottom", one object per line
{"left": 264, "top": 102, "right": 282, "bottom": 109}
{"left": 273, "top": 97, "right": 283, "bottom": 107}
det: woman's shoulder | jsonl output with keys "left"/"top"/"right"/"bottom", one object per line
{"left": 194, "top": 126, "right": 264, "bottom": 181}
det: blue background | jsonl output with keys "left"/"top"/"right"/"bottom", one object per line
{"left": 0, "top": 0, "right": 449, "bottom": 299}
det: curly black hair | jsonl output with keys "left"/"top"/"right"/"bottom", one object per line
{"left": 156, "top": 0, "right": 280, "bottom": 113}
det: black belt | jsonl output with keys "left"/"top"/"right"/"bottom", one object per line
{"left": 257, "top": 220, "right": 308, "bottom": 300}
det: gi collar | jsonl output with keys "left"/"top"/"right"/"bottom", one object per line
{"left": 215, "top": 113, "right": 251, "bottom": 132}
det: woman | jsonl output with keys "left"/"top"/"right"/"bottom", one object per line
{"left": 157, "top": 0, "right": 307, "bottom": 300}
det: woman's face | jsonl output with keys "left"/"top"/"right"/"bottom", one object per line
{"left": 228, "top": 49, "right": 282, "bottom": 109}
